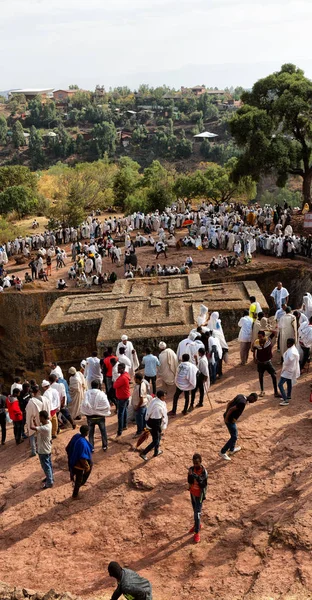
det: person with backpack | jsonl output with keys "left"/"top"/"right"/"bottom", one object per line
{"left": 219, "top": 392, "right": 258, "bottom": 461}
{"left": 187, "top": 453, "right": 208, "bottom": 543}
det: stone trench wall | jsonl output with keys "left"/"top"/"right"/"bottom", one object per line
{"left": 0, "top": 290, "right": 105, "bottom": 384}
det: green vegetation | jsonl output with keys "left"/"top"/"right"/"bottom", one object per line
{"left": 230, "top": 63, "right": 312, "bottom": 208}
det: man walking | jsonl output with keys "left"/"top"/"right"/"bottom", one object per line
{"left": 169, "top": 354, "right": 198, "bottom": 416}
{"left": 66, "top": 424, "right": 93, "bottom": 499}
{"left": 30, "top": 410, "right": 54, "bottom": 489}
{"left": 188, "top": 453, "right": 208, "bottom": 544}
{"left": 190, "top": 348, "right": 209, "bottom": 409}
{"left": 140, "top": 389, "right": 168, "bottom": 461}
{"left": 278, "top": 338, "right": 300, "bottom": 406}
{"left": 252, "top": 330, "right": 280, "bottom": 398}
{"left": 113, "top": 363, "right": 131, "bottom": 437}
{"left": 81, "top": 380, "right": 111, "bottom": 451}
{"left": 142, "top": 348, "right": 160, "bottom": 395}
{"left": 132, "top": 373, "right": 149, "bottom": 438}
{"left": 298, "top": 316, "right": 312, "bottom": 371}
{"left": 85, "top": 351, "right": 103, "bottom": 389}
{"left": 219, "top": 392, "right": 258, "bottom": 461}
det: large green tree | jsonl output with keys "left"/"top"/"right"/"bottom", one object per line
{"left": 230, "top": 63, "right": 312, "bottom": 208}
{"left": 173, "top": 159, "right": 256, "bottom": 203}
{"left": 113, "top": 157, "right": 140, "bottom": 208}
{"left": 12, "top": 121, "right": 25, "bottom": 148}
{"left": 0, "top": 185, "right": 37, "bottom": 217}
{"left": 29, "top": 126, "right": 45, "bottom": 169}
{"left": 0, "top": 165, "right": 37, "bottom": 193}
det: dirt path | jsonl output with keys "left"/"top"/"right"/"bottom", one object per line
{"left": 1, "top": 342, "right": 312, "bottom": 600}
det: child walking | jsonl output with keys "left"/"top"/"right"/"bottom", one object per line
{"left": 188, "top": 453, "right": 208, "bottom": 543}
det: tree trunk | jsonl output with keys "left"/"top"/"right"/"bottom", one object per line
{"left": 302, "top": 171, "right": 312, "bottom": 209}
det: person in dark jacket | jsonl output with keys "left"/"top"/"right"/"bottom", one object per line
{"left": 108, "top": 561, "right": 152, "bottom": 600}
{"left": 66, "top": 425, "right": 93, "bottom": 499}
{"left": 187, "top": 453, "right": 208, "bottom": 544}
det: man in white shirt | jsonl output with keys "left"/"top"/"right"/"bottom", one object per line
{"left": 10, "top": 377, "right": 23, "bottom": 396}
{"left": 81, "top": 380, "right": 111, "bottom": 451}
{"left": 42, "top": 379, "right": 60, "bottom": 438}
{"left": 298, "top": 316, "right": 312, "bottom": 371}
{"left": 278, "top": 338, "right": 300, "bottom": 406}
{"left": 170, "top": 353, "right": 198, "bottom": 416}
{"left": 238, "top": 310, "right": 253, "bottom": 365}
{"left": 139, "top": 390, "right": 168, "bottom": 461}
{"left": 117, "top": 347, "right": 132, "bottom": 373}
{"left": 85, "top": 351, "right": 103, "bottom": 389}
{"left": 190, "top": 348, "right": 210, "bottom": 409}
{"left": 50, "top": 362, "right": 64, "bottom": 380}
{"left": 270, "top": 282, "right": 289, "bottom": 310}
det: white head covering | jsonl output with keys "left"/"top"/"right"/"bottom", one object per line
{"left": 159, "top": 341, "right": 167, "bottom": 350}
{"left": 197, "top": 303, "right": 208, "bottom": 326}
{"left": 68, "top": 367, "right": 76, "bottom": 375}
{"left": 303, "top": 293, "right": 312, "bottom": 319}
{"left": 121, "top": 334, "right": 128, "bottom": 341}
{"left": 42, "top": 380, "right": 49, "bottom": 388}
{"left": 189, "top": 331, "right": 198, "bottom": 341}
{"left": 80, "top": 360, "right": 86, "bottom": 368}
{"left": 208, "top": 311, "right": 220, "bottom": 331}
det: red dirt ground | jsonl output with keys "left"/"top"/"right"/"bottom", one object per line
{"left": 1, "top": 342, "right": 312, "bottom": 600}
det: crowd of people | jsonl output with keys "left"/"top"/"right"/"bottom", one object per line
{"left": 2, "top": 280, "right": 311, "bottom": 532}
{"left": 0, "top": 200, "right": 310, "bottom": 292}
{"left": 1, "top": 200, "right": 312, "bottom": 597}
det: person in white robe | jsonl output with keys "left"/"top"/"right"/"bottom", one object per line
{"left": 157, "top": 341, "right": 178, "bottom": 392}
{"left": 116, "top": 335, "right": 139, "bottom": 375}
{"left": 26, "top": 388, "right": 43, "bottom": 456}
{"left": 278, "top": 307, "right": 298, "bottom": 357}
{"left": 303, "top": 293, "right": 312, "bottom": 320}
{"left": 68, "top": 367, "right": 85, "bottom": 420}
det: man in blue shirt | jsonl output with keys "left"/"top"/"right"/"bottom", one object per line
{"left": 142, "top": 348, "right": 160, "bottom": 394}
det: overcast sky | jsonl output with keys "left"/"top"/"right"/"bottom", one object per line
{"left": 1, "top": 0, "right": 312, "bottom": 91}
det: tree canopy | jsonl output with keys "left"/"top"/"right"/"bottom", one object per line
{"left": 230, "top": 63, "right": 312, "bottom": 207}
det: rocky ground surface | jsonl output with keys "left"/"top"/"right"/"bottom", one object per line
{"left": 1, "top": 342, "right": 312, "bottom": 600}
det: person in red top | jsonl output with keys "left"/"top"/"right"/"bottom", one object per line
{"left": 101, "top": 347, "right": 117, "bottom": 395}
{"left": 187, "top": 453, "right": 208, "bottom": 544}
{"left": 6, "top": 388, "right": 24, "bottom": 445}
{"left": 113, "top": 363, "right": 131, "bottom": 437}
